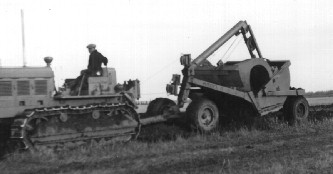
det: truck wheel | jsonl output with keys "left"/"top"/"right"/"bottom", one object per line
{"left": 283, "top": 96, "right": 309, "bottom": 126}
{"left": 146, "top": 98, "right": 176, "bottom": 116}
{"left": 186, "top": 98, "right": 219, "bottom": 133}
{"left": 0, "top": 119, "right": 12, "bottom": 157}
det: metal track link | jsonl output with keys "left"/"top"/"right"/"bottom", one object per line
{"left": 10, "top": 103, "right": 141, "bottom": 151}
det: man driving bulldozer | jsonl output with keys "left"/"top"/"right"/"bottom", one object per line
{"left": 70, "top": 44, "right": 108, "bottom": 95}
{"left": 86, "top": 44, "right": 108, "bottom": 75}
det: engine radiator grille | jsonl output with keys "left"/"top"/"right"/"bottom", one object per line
{"left": 35, "top": 80, "right": 47, "bottom": 95}
{"left": 0, "top": 81, "right": 12, "bottom": 96}
{"left": 17, "top": 80, "right": 30, "bottom": 95}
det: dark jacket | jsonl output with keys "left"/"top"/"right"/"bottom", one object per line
{"left": 87, "top": 50, "right": 108, "bottom": 72}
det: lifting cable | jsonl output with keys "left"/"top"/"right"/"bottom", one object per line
{"left": 141, "top": 35, "right": 242, "bottom": 97}
{"left": 142, "top": 34, "right": 241, "bottom": 84}
{"left": 139, "top": 59, "right": 179, "bottom": 98}
{"left": 225, "top": 35, "right": 242, "bottom": 61}
{"left": 221, "top": 34, "right": 242, "bottom": 62}
{"left": 141, "top": 59, "right": 179, "bottom": 83}
{"left": 141, "top": 35, "right": 241, "bottom": 97}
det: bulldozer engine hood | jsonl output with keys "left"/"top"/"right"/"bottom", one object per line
{"left": 0, "top": 67, "right": 54, "bottom": 78}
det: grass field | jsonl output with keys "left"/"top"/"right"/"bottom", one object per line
{"left": 307, "top": 96, "right": 333, "bottom": 106}
{"left": 1, "top": 97, "right": 333, "bottom": 174}
{"left": 1, "top": 120, "right": 333, "bottom": 174}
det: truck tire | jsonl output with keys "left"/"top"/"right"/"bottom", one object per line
{"left": 0, "top": 118, "right": 12, "bottom": 157}
{"left": 186, "top": 98, "right": 219, "bottom": 133}
{"left": 283, "top": 96, "right": 309, "bottom": 126}
{"left": 146, "top": 98, "right": 176, "bottom": 116}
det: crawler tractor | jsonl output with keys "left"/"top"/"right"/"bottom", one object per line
{"left": 0, "top": 57, "right": 141, "bottom": 151}
{"left": 161, "top": 20, "right": 309, "bottom": 132}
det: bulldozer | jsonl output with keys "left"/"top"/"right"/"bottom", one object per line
{"left": 161, "top": 20, "right": 309, "bottom": 132}
{"left": 0, "top": 57, "right": 141, "bottom": 151}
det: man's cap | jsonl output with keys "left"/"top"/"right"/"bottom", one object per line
{"left": 86, "top": 44, "right": 96, "bottom": 49}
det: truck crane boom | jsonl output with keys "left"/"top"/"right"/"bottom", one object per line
{"left": 191, "top": 20, "right": 262, "bottom": 68}
{"left": 176, "top": 20, "right": 263, "bottom": 107}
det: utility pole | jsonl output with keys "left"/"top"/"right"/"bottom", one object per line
{"left": 21, "top": 9, "right": 26, "bottom": 67}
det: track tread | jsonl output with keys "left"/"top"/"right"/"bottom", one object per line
{"left": 9, "top": 103, "right": 140, "bottom": 151}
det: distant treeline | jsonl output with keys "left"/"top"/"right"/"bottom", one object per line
{"left": 136, "top": 91, "right": 333, "bottom": 104}
{"left": 305, "top": 90, "right": 333, "bottom": 98}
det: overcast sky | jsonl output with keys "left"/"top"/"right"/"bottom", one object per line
{"left": 0, "top": 0, "right": 332, "bottom": 100}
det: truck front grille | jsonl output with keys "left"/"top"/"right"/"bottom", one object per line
{"left": 17, "top": 80, "right": 30, "bottom": 95}
{"left": 35, "top": 80, "right": 47, "bottom": 95}
{"left": 0, "top": 81, "right": 12, "bottom": 96}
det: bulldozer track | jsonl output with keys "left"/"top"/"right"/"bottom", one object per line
{"left": 9, "top": 103, "right": 141, "bottom": 151}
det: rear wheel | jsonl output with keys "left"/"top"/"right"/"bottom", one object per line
{"left": 146, "top": 98, "right": 176, "bottom": 116}
{"left": 186, "top": 98, "right": 219, "bottom": 133}
{"left": 283, "top": 96, "right": 309, "bottom": 126}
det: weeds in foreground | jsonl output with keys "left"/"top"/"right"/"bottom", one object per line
{"left": 1, "top": 119, "right": 333, "bottom": 174}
